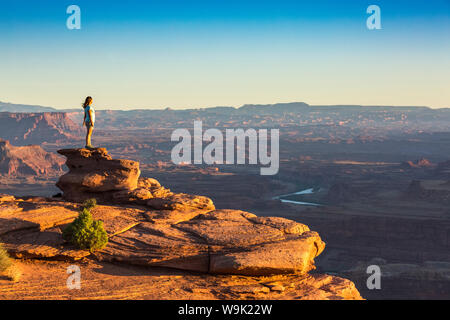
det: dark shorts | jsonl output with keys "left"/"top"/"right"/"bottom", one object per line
{"left": 85, "top": 123, "right": 94, "bottom": 129}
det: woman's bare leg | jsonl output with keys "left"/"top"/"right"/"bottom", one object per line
{"left": 86, "top": 126, "right": 93, "bottom": 147}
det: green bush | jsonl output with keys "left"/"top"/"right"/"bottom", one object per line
{"left": 0, "top": 243, "right": 21, "bottom": 282}
{"left": 83, "top": 198, "right": 97, "bottom": 211}
{"left": 63, "top": 199, "right": 108, "bottom": 253}
{"left": 0, "top": 243, "right": 12, "bottom": 272}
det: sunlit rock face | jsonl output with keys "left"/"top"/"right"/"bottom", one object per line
{"left": 0, "top": 139, "right": 65, "bottom": 176}
{"left": 56, "top": 148, "right": 141, "bottom": 202}
{"left": 0, "top": 147, "right": 363, "bottom": 299}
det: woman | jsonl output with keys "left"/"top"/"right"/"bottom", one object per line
{"left": 82, "top": 96, "right": 95, "bottom": 149}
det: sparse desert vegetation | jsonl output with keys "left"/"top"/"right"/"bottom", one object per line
{"left": 0, "top": 243, "right": 21, "bottom": 282}
{"left": 62, "top": 198, "right": 108, "bottom": 253}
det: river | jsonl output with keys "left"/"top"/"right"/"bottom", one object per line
{"left": 272, "top": 188, "right": 321, "bottom": 206}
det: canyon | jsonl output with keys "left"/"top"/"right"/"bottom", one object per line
{"left": 0, "top": 101, "right": 449, "bottom": 299}
{"left": 0, "top": 112, "right": 80, "bottom": 146}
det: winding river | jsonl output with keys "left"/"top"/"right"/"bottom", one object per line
{"left": 272, "top": 188, "right": 321, "bottom": 206}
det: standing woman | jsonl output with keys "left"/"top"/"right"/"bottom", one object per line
{"left": 82, "top": 96, "right": 95, "bottom": 149}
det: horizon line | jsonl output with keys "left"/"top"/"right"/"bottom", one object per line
{"left": 1, "top": 100, "right": 448, "bottom": 112}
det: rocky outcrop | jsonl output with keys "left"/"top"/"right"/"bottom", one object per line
{"left": 0, "top": 201, "right": 362, "bottom": 299}
{"left": 99, "top": 209, "right": 325, "bottom": 275}
{"left": 0, "top": 147, "right": 363, "bottom": 299}
{"left": 0, "top": 194, "right": 15, "bottom": 202}
{"left": 0, "top": 255, "right": 362, "bottom": 300}
{"left": 0, "top": 140, "right": 65, "bottom": 177}
{"left": 0, "top": 198, "right": 326, "bottom": 277}
{"left": 56, "top": 148, "right": 215, "bottom": 212}
{"left": 52, "top": 147, "right": 323, "bottom": 276}
{"left": 401, "top": 158, "right": 435, "bottom": 169}
{"left": 56, "top": 148, "right": 141, "bottom": 202}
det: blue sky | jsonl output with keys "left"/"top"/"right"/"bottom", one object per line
{"left": 0, "top": 0, "right": 449, "bottom": 109}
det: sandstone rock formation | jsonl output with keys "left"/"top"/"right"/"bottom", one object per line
{"left": 56, "top": 148, "right": 215, "bottom": 212}
{"left": 401, "top": 158, "right": 434, "bottom": 169}
{"left": 0, "top": 147, "right": 363, "bottom": 299}
{"left": 56, "top": 148, "right": 141, "bottom": 202}
{"left": 0, "top": 140, "right": 65, "bottom": 177}
{"left": 99, "top": 209, "right": 325, "bottom": 276}
{"left": 0, "top": 197, "right": 327, "bottom": 276}
{"left": 0, "top": 258, "right": 361, "bottom": 300}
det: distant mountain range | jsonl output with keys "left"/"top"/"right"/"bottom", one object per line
{"left": 1, "top": 101, "right": 450, "bottom": 146}
{"left": 0, "top": 100, "right": 444, "bottom": 113}
{"left": 0, "top": 101, "right": 57, "bottom": 113}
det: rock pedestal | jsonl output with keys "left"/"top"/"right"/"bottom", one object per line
{"left": 56, "top": 148, "right": 215, "bottom": 211}
{"left": 56, "top": 148, "right": 140, "bottom": 202}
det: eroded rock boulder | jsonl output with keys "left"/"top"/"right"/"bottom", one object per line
{"left": 56, "top": 148, "right": 215, "bottom": 212}
{"left": 56, "top": 148, "right": 140, "bottom": 202}
{"left": 138, "top": 177, "right": 161, "bottom": 189}
{"left": 146, "top": 193, "right": 215, "bottom": 211}
{"left": 0, "top": 194, "right": 15, "bottom": 202}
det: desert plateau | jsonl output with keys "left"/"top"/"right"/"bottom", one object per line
{"left": 0, "top": 101, "right": 449, "bottom": 300}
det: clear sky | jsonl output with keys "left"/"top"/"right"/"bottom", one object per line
{"left": 0, "top": 0, "right": 449, "bottom": 109}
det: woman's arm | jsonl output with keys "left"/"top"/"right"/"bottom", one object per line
{"left": 88, "top": 109, "right": 93, "bottom": 126}
{"left": 83, "top": 112, "right": 86, "bottom": 126}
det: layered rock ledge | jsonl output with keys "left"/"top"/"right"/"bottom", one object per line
{"left": 56, "top": 148, "right": 214, "bottom": 211}
{"left": 0, "top": 148, "right": 362, "bottom": 299}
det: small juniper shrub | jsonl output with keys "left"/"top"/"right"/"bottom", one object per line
{"left": 0, "top": 243, "right": 12, "bottom": 272}
{"left": 83, "top": 198, "right": 97, "bottom": 211}
{"left": 63, "top": 198, "right": 108, "bottom": 253}
{"left": 0, "top": 243, "right": 21, "bottom": 282}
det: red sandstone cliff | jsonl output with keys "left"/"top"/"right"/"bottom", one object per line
{"left": 0, "top": 139, "right": 65, "bottom": 176}
{"left": 0, "top": 112, "right": 81, "bottom": 145}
